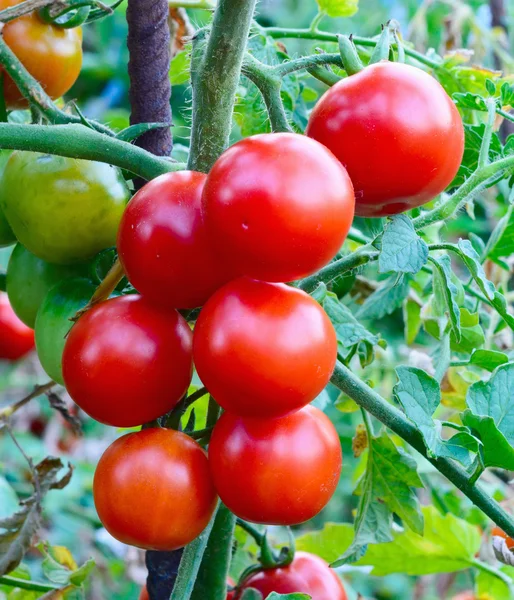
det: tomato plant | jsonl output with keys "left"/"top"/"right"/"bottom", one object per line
{"left": 0, "top": 292, "right": 34, "bottom": 360}
{"left": 209, "top": 406, "right": 342, "bottom": 525}
{"left": 93, "top": 428, "right": 217, "bottom": 551}
{"left": 194, "top": 277, "right": 337, "bottom": 417}
{"left": 306, "top": 62, "right": 465, "bottom": 217}
{"left": 202, "top": 132, "right": 355, "bottom": 282}
{"left": 62, "top": 295, "right": 193, "bottom": 427}
{"left": 118, "top": 171, "right": 234, "bottom": 309}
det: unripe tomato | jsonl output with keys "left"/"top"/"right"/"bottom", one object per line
{"left": 93, "top": 428, "right": 217, "bottom": 551}
{"left": 0, "top": 153, "right": 130, "bottom": 265}
{"left": 492, "top": 526, "right": 514, "bottom": 549}
{"left": 202, "top": 132, "right": 355, "bottom": 283}
{"left": 306, "top": 62, "right": 464, "bottom": 217}
{"left": 35, "top": 278, "right": 97, "bottom": 384}
{"left": 0, "top": 293, "right": 34, "bottom": 360}
{"left": 209, "top": 406, "right": 342, "bottom": 525}
{"left": 62, "top": 295, "right": 193, "bottom": 427}
{"left": 118, "top": 171, "right": 234, "bottom": 309}
{"left": 7, "top": 244, "right": 90, "bottom": 328}
{"left": 194, "top": 278, "right": 337, "bottom": 418}
{"left": 238, "top": 552, "right": 347, "bottom": 600}
{"left": 0, "top": 151, "right": 14, "bottom": 248}
{"left": 0, "top": 0, "right": 82, "bottom": 109}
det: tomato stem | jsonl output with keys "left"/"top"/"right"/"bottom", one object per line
{"left": 0, "top": 381, "right": 56, "bottom": 421}
{"left": 0, "top": 575, "right": 58, "bottom": 592}
{"left": 0, "top": 0, "right": 54, "bottom": 23}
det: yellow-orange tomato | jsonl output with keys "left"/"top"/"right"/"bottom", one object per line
{"left": 0, "top": 0, "right": 82, "bottom": 109}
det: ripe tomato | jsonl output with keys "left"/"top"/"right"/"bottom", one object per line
{"left": 209, "top": 406, "right": 342, "bottom": 525}
{"left": 7, "top": 244, "right": 90, "bottom": 328}
{"left": 194, "top": 278, "right": 337, "bottom": 418}
{"left": 35, "top": 278, "right": 97, "bottom": 384}
{"left": 118, "top": 171, "right": 234, "bottom": 309}
{"left": 492, "top": 526, "right": 514, "bottom": 549}
{"left": 93, "top": 428, "right": 217, "bottom": 551}
{"left": 0, "top": 0, "right": 82, "bottom": 109}
{"left": 202, "top": 132, "right": 354, "bottom": 283}
{"left": 238, "top": 552, "right": 347, "bottom": 600}
{"left": 139, "top": 586, "right": 149, "bottom": 600}
{"left": 62, "top": 295, "right": 193, "bottom": 427}
{"left": 0, "top": 153, "right": 130, "bottom": 265}
{"left": 0, "top": 293, "right": 35, "bottom": 360}
{"left": 306, "top": 62, "right": 464, "bottom": 217}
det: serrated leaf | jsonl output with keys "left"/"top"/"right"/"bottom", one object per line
{"left": 323, "top": 296, "right": 379, "bottom": 350}
{"left": 429, "top": 255, "right": 461, "bottom": 342}
{"left": 353, "top": 506, "right": 481, "bottom": 576}
{"left": 316, "top": 0, "right": 359, "bottom": 18}
{"left": 334, "top": 432, "right": 424, "bottom": 566}
{"left": 393, "top": 367, "right": 477, "bottom": 467}
{"left": 356, "top": 276, "right": 411, "bottom": 320}
{"left": 453, "top": 91, "right": 488, "bottom": 111}
{"left": 379, "top": 215, "right": 429, "bottom": 275}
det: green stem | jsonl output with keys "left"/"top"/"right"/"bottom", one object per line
{"left": 478, "top": 98, "right": 497, "bottom": 169}
{"left": 0, "top": 123, "right": 184, "bottom": 180}
{"left": 189, "top": 426, "right": 214, "bottom": 440}
{"left": 165, "top": 387, "right": 208, "bottom": 430}
{"left": 0, "top": 0, "right": 54, "bottom": 22}
{"left": 274, "top": 52, "right": 343, "bottom": 78}
{"left": 307, "top": 64, "right": 341, "bottom": 87}
{"left": 263, "top": 27, "right": 441, "bottom": 69}
{"left": 471, "top": 558, "right": 514, "bottom": 591}
{"left": 0, "top": 576, "right": 57, "bottom": 592}
{"left": 497, "top": 108, "right": 514, "bottom": 124}
{"left": 298, "top": 247, "right": 378, "bottom": 293}
{"left": 330, "top": 361, "right": 514, "bottom": 539}
{"left": 188, "top": 0, "right": 257, "bottom": 173}
{"left": 413, "top": 155, "right": 514, "bottom": 230}
{"left": 236, "top": 518, "right": 264, "bottom": 545}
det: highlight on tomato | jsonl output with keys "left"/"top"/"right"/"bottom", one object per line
{"left": 306, "top": 61, "right": 464, "bottom": 217}
{"left": 202, "top": 132, "right": 355, "bottom": 283}
{"left": 194, "top": 277, "right": 337, "bottom": 418}
{"left": 93, "top": 428, "right": 217, "bottom": 551}
{"left": 208, "top": 405, "right": 342, "bottom": 525}
{"left": 62, "top": 295, "right": 193, "bottom": 427}
{"left": 0, "top": 292, "right": 35, "bottom": 361}
{"left": 236, "top": 552, "right": 348, "bottom": 600}
{"left": 0, "top": 0, "right": 83, "bottom": 109}
{"left": 118, "top": 171, "right": 234, "bottom": 309}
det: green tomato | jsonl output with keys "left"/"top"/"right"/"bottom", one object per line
{"left": 6, "top": 244, "right": 91, "bottom": 328}
{"left": 35, "top": 278, "right": 97, "bottom": 384}
{"left": 0, "top": 151, "right": 15, "bottom": 248}
{"left": 0, "top": 152, "right": 130, "bottom": 264}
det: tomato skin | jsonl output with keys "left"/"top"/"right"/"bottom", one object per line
{"left": 0, "top": 153, "right": 130, "bottom": 265}
{"left": 209, "top": 406, "right": 342, "bottom": 525}
{"left": 0, "top": 293, "right": 35, "bottom": 360}
{"left": 35, "top": 278, "right": 97, "bottom": 384}
{"left": 62, "top": 295, "right": 193, "bottom": 427}
{"left": 202, "top": 132, "right": 355, "bottom": 283}
{"left": 0, "top": 0, "right": 82, "bottom": 109}
{"left": 139, "top": 586, "right": 149, "bottom": 600}
{"left": 118, "top": 171, "right": 234, "bottom": 309}
{"left": 93, "top": 428, "right": 217, "bottom": 551}
{"left": 0, "top": 151, "right": 14, "bottom": 248}
{"left": 194, "top": 278, "right": 337, "bottom": 418}
{"left": 238, "top": 553, "right": 347, "bottom": 600}
{"left": 492, "top": 526, "right": 514, "bottom": 549}
{"left": 306, "top": 62, "right": 464, "bottom": 217}
{"left": 7, "top": 244, "right": 90, "bottom": 328}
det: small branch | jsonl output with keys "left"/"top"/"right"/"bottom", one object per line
{"left": 471, "top": 558, "right": 514, "bottom": 592}
{"left": 189, "top": 426, "right": 214, "bottom": 440}
{"left": 0, "top": 382, "right": 56, "bottom": 420}
{"left": 188, "top": 0, "right": 257, "bottom": 173}
{"left": 274, "top": 52, "right": 343, "bottom": 78}
{"left": 165, "top": 387, "right": 208, "bottom": 429}
{"left": 0, "top": 123, "right": 185, "bottom": 180}
{"left": 0, "top": 0, "right": 56, "bottom": 22}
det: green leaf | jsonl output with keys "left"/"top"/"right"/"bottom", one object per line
{"left": 316, "top": 0, "right": 359, "bottom": 18}
{"left": 453, "top": 91, "right": 488, "bottom": 111}
{"left": 393, "top": 367, "right": 477, "bottom": 467}
{"left": 323, "top": 296, "right": 379, "bottom": 350}
{"left": 296, "top": 523, "right": 354, "bottom": 563}
{"left": 403, "top": 299, "right": 422, "bottom": 345}
{"left": 334, "top": 432, "right": 424, "bottom": 566}
{"left": 429, "top": 255, "right": 461, "bottom": 342}
{"left": 116, "top": 122, "right": 168, "bottom": 143}
{"left": 477, "top": 566, "right": 514, "bottom": 600}
{"left": 353, "top": 506, "right": 481, "bottom": 576}
{"left": 461, "top": 412, "right": 514, "bottom": 470}
{"left": 453, "top": 123, "right": 504, "bottom": 187}
{"left": 356, "top": 275, "right": 411, "bottom": 320}
{"left": 488, "top": 204, "right": 514, "bottom": 261}
{"left": 170, "top": 49, "right": 191, "bottom": 86}
{"left": 378, "top": 215, "right": 429, "bottom": 274}
{"left": 456, "top": 240, "right": 495, "bottom": 300}
{"left": 469, "top": 349, "right": 509, "bottom": 372}
{"left": 266, "top": 594, "right": 311, "bottom": 600}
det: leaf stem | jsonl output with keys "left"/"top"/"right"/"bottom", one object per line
{"left": 478, "top": 98, "right": 497, "bottom": 169}
{"left": 236, "top": 518, "right": 264, "bottom": 545}
{"left": 0, "top": 381, "right": 56, "bottom": 421}
{"left": 0, "top": 575, "right": 57, "bottom": 592}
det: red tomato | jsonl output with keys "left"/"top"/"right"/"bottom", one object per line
{"left": 118, "top": 171, "right": 234, "bottom": 309}
{"left": 93, "top": 428, "right": 217, "bottom": 551}
{"left": 306, "top": 62, "right": 464, "bottom": 217}
{"left": 238, "top": 552, "right": 347, "bottom": 600}
{"left": 202, "top": 132, "right": 355, "bottom": 283}
{"left": 194, "top": 278, "right": 337, "bottom": 418}
{"left": 62, "top": 295, "right": 193, "bottom": 427}
{"left": 0, "top": 0, "right": 82, "bottom": 109}
{"left": 492, "top": 526, "right": 514, "bottom": 549}
{"left": 139, "top": 586, "right": 149, "bottom": 600}
{"left": 209, "top": 406, "right": 342, "bottom": 525}
{"left": 0, "top": 293, "right": 34, "bottom": 360}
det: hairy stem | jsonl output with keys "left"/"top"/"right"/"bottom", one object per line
{"left": 0, "top": 0, "right": 55, "bottom": 22}
{"left": 0, "top": 576, "right": 57, "bottom": 592}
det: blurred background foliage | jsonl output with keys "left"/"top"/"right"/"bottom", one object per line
{"left": 1, "top": 1, "right": 514, "bottom": 599}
